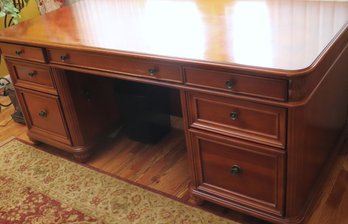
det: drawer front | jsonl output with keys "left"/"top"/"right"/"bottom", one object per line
{"left": 0, "top": 43, "right": 46, "bottom": 62}
{"left": 184, "top": 68, "right": 287, "bottom": 101}
{"left": 48, "top": 49, "right": 183, "bottom": 83}
{"left": 7, "top": 60, "right": 56, "bottom": 94}
{"left": 17, "top": 89, "right": 71, "bottom": 145}
{"left": 186, "top": 92, "right": 286, "bottom": 148}
{"left": 189, "top": 130, "right": 285, "bottom": 216}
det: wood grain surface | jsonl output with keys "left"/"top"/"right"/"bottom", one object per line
{"left": 1, "top": 1, "right": 348, "bottom": 223}
{"left": 0, "top": 0, "right": 347, "bottom": 72}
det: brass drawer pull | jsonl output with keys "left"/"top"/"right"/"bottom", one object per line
{"left": 15, "top": 50, "right": 23, "bottom": 56}
{"left": 225, "top": 80, "right": 234, "bottom": 89}
{"left": 148, "top": 68, "right": 158, "bottom": 76}
{"left": 38, "top": 110, "right": 48, "bottom": 118}
{"left": 60, "top": 54, "right": 69, "bottom": 62}
{"left": 230, "top": 111, "right": 238, "bottom": 121}
{"left": 230, "top": 165, "right": 242, "bottom": 176}
{"left": 28, "top": 71, "right": 37, "bottom": 77}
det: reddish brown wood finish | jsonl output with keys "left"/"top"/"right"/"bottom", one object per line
{"left": 184, "top": 68, "right": 288, "bottom": 101}
{"left": 51, "top": 69, "right": 120, "bottom": 160}
{"left": 285, "top": 43, "right": 348, "bottom": 221}
{"left": 6, "top": 59, "right": 57, "bottom": 95}
{"left": 48, "top": 48, "right": 183, "bottom": 84}
{"left": 287, "top": 26, "right": 348, "bottom": 102}
{"left": 186, "top": 92, "right": 286, "bottom": 148}
{"left": 189, "top": 129, "right": 285, "bottom": 216}
{"left": 0, "top": 43, "right": 46, "bottom": 62}
{"left": 64, "top": 71, "right": 121, "bottom": 146}
{"left": 1, "top": 1, "right": 348, "bottom": 223}
{"left": 15, "top": 88, "right": 71, "bottom": 145}
{"left": 0, "top": 0, "right": 347, "bottom": 73}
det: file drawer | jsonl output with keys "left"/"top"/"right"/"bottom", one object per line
{"left": 189, "top": 129, "right": 285, "bottom": 216}
{"left": 16, "top": 89, "right": 71, "bottom": 145}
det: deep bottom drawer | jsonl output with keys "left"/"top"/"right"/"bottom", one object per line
{"left": 189, "top": 129, "right": 285, "bottom": 216}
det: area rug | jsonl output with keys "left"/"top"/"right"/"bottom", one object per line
{"left": 0, "top": 139, "right": 238, "bottom": 224}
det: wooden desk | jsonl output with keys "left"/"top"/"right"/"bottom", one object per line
{"left": 0, "top": 0, "right": 347, "bottom": 223}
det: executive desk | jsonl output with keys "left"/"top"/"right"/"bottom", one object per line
{"left": 0, "top": 0, "right": 347, "bottom": 223}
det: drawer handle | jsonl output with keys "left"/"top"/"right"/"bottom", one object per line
{"left": 230, "top": 111, "right": 238, "bottom": 121}
{"left": 225, "top": 80, "right": 234, "bottom": 89}
{"left": 230, "top": 165, "right": 242, "bottom": 176}
{"left": 28, "top": 71, "right": 37, "bottom": 77}
{"left": 60, "top": 54, "right": 69, "bottom": 62}
{"left": 15, "top": 50, "right": 23, "bottom": 56}
{"left": 148, "top": 68, "right": 158, "bottom": 76}
{"left": 38, "top": 110, "right": 48, "bottom": 118}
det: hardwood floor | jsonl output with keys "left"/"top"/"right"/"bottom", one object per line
{"left": 0, "top": 97, "right": 29, "bottom": 143}
{"left": 88, "top": 128, "right": 192, "bottom": 200}
{"left": 306, "top": 137, "right": 348, "bottom": 224}
{"left": 1, "top": 96, "right": 347, "bottom": 224}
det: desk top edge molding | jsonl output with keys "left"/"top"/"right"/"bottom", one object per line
{"left": 1, "top": 0, "right": 348, "bottom": 78}
{"left": 0, "top": 22, "right": 347, "bottom": 79}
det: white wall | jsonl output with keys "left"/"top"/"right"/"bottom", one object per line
{"left": 65, "top": 0, "right": 80, "bottom": 5}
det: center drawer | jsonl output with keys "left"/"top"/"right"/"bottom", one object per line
{"left": 48, "top": 48, "right": 182, "bottom": 83}
{"left": 186, "top": 92, "right": 286, "bottom": 148}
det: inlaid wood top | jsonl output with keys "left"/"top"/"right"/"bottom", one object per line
{"left": 0, "top": 0, "right": 347, "bottom": 72}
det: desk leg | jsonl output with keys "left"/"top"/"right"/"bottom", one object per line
{"left": 73, "top": 150, "right": 91, "bottom": 163}
{"left": 29, "top": 136, "right": 41, "bottom": 146}
{"left": 189, "top": 194, "right": 204, "bottom": 205}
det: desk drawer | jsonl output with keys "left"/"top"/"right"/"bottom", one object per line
{"left": 189, "top": 130, "right": 285, "bottom": 216}
{"left": 186, "top": 92, "right": 286, "bottom": 148}
{"left": 7, "top": 60, "right": 56, "bottom": 94}
{"left": 0, "top": 43, "right": 46, "bottom": 62}
{"left": 184, "top": 68, "right": 287, "bottom": 101}
{"left": 16, "top": 89, "right": 71, "bottom": 145}
{"left": 48, "top": 49, "right": 182, "bottom": 83}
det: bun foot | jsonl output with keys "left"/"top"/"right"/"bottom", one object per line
{"left": 189, "top": 195, "right": 204, "bottom": 206}
{"left": 73, "top": 151, "right": 91, "bottom": 162}
{"left": 29, "top": 137, "right": 41, "bottom": 145}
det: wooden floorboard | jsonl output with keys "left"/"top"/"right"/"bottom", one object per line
{"left": 88, "top": 128, "right": 191, "bottom": 198}
{"left": 306, "top": 138, "right": 348, "bottom": 224}
{"left": 0, "top": 97, "right": 29, "bottom": 143}
{"left": 1, "top": 98, "right": 347, "bottom": 224}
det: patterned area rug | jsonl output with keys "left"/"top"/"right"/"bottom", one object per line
{"left": 0, "top": 139, "right": 238, "bottom": 224}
